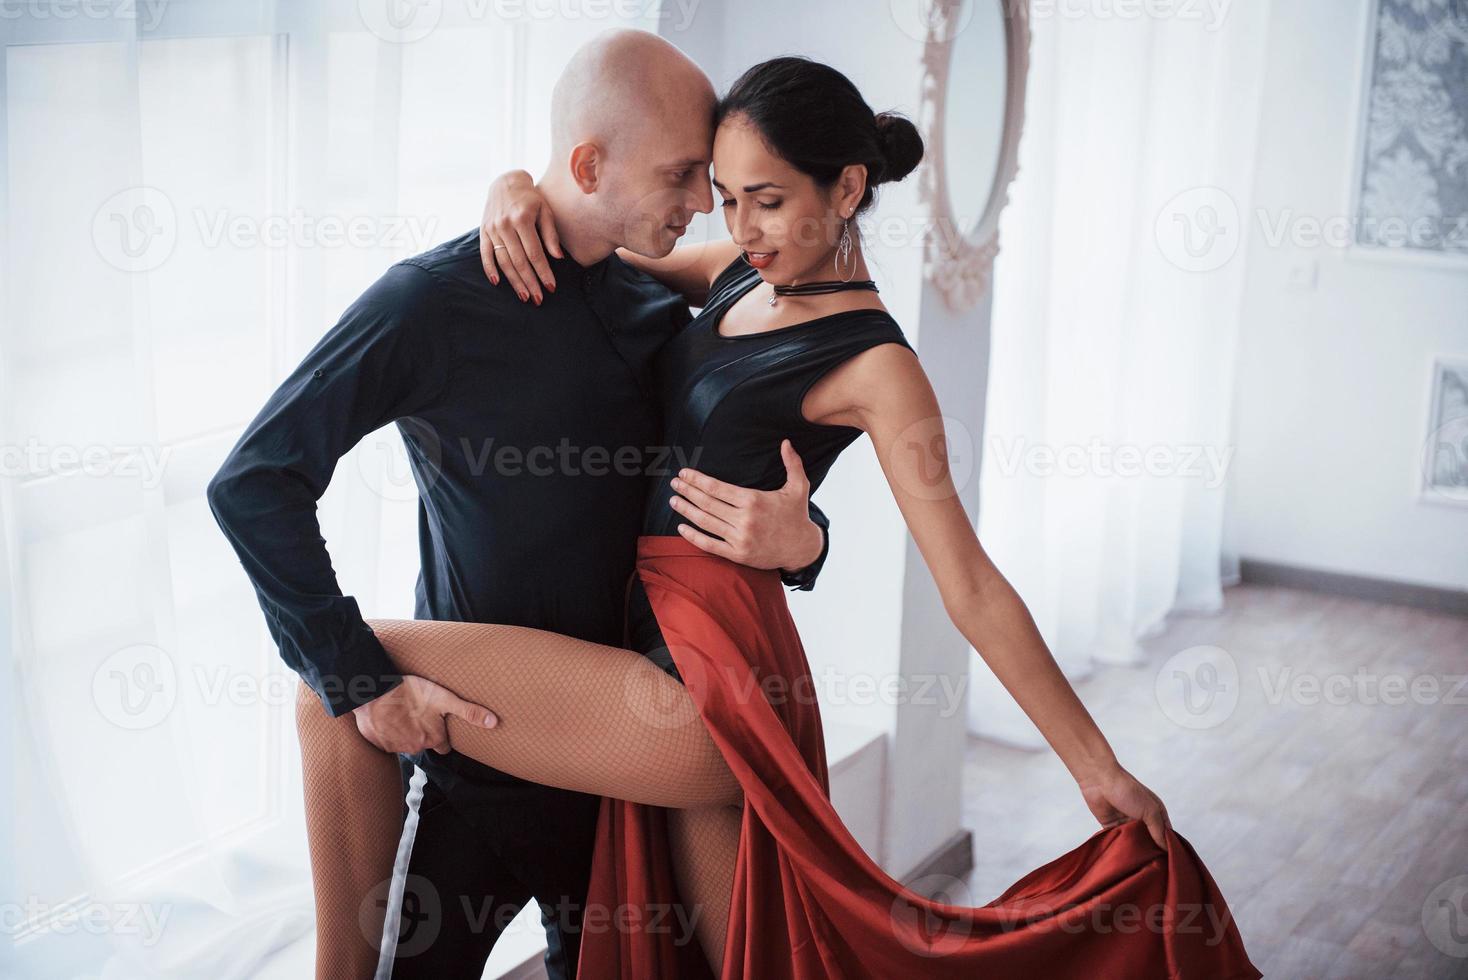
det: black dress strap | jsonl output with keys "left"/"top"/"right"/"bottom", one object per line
{"left": 703, "top": 252, "right": 759, "bottom": 310}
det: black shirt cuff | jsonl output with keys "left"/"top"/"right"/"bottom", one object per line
{"left": 779, "top": 520, "right": 830, "bottom": 592}
{"left": 308, "top": 620, "right": 406, "bottom": 717}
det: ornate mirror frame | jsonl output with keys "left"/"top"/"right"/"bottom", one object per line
{"left": 917, "top": 0, "right": 1032, "bottom": 311}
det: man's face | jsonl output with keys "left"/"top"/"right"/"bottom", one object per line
{"left": 603, "top": 105, "right": 716, "bottom": 258}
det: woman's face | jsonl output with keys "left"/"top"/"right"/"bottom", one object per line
{"left": 710, "top": 113, "right": 865, "bottom": 283}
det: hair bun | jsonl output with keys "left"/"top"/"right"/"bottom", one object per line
{"left": 873, "top": 111, "right": 924, "bottom": 185}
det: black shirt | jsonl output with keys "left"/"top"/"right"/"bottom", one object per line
{"left": 206, "top": 228, "right": 829, "bottom": 724}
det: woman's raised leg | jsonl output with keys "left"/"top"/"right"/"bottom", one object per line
{"left": 367, "top": 618, "right": 742, "bottom": 804}
{"left": 295, "top": 617, "right": 745, "bottom": 978}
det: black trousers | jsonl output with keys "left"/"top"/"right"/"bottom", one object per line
{"left": 386, "top": 755, "right": 603, "bottom": 979}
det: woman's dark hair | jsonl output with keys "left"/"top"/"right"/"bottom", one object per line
{"left": 715, "top": 56, "right": 924, "bottom": 214}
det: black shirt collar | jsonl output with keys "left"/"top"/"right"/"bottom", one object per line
{"left": 550, "top": 247, "right": 616, "bottom": 289}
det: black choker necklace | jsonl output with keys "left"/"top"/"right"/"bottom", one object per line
{"left": 767, "top": 279, "right": 879, "bottom": 308}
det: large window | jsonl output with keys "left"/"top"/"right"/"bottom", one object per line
{"left": 1, "top": 3, "right": 659, "bottom": 973}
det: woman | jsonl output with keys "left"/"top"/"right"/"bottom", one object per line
{"left": 297, "top": 57, "right": 1261, "bottom": 979}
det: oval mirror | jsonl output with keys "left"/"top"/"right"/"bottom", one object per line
{"left": 919, "top": 0, "right": 1031, "bottom": 311}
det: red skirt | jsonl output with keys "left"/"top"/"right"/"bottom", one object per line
{"left": 577, "top": 534, "right": 1262, "bottom": 979}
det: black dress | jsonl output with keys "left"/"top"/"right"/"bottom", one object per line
{"left": 623, "top": 255, "right": 914, "bottom": 682}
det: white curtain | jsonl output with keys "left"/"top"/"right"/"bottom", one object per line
{"left": 968, "top": 3, "right": 1276, "bottom": 747}
{"left": 0, "top": 3, "right": 657, "bottom": 976}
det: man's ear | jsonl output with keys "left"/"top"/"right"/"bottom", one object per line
{"left": 568, "top": 141, "right": 603, "bottom": 193}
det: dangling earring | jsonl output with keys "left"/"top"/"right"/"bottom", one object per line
{"left": 835, "top": 211, "right": 855, "bottom": 282}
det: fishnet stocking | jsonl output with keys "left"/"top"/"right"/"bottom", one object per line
{"left": 669, "top": 804, "right": 743, "bottom": 975}
{"left": 295, "top": 677, "right": 402, "bottom": 980}
{"left": 295, "top": 617, "right": 744, "bottom": 979}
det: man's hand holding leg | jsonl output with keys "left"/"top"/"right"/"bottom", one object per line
{"left": 668, "top": 439, "right": 827, "bottom": 578}
{"left": 353, "top": 676, "right": 499, "bottom": 755}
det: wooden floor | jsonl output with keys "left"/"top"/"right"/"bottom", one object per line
{"left": 958, "top": 582, "right": 1468, "bottom": 979}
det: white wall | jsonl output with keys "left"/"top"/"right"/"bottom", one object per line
{"left": 1229, "top": 0, "right": 1468, "bottom": 591}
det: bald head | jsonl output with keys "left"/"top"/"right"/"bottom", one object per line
{"left": 549, "top": 29, "right": 715, "bottom": 163}
{"left": 539, "top": 30, "right": 718, "bottom": 261}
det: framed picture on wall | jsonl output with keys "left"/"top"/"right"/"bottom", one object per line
{"left": 1347, "top": 0, "right": 1468, "bottom": 269}
{"left": 1420, "top": 354, "right": 1468, "bottom": 506}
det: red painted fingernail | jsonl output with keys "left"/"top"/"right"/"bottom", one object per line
{"left": 518, "top": 290, "right": 527, "bottom": 302}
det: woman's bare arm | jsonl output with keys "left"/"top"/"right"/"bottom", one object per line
{"left": 814, "top": 343, "right": 1172, "bottom": 846}
{"left": 614, "top": 240, "right": 741, "bottom": 308}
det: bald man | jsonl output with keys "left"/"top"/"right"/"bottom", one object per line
{"left": 207, "top": 29, "right": 830, "bottom": 979}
